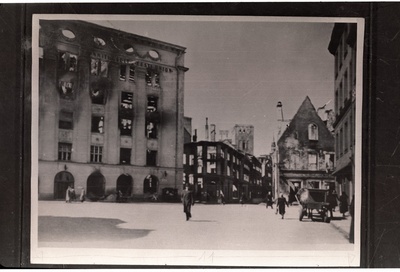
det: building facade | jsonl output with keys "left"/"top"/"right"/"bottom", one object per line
{"left": 328, "top": 23, "right": 356, "bottom": 199}
{"left": 271, "top": 97, "right": 335, "bottom": 202}
{"left": 38, "top": 20, "right": 188, "bottom": 201}
{"left": 183, "top": 140, "right": 263, "bottom": 203}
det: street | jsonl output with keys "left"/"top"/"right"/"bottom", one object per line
{"left": 37, "top": 200, "right": 353, "bottom": 252}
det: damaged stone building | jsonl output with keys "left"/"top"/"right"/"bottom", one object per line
{"left": 38, "top": 20, "right": 188, "bottom": 201}
{"left": 271, "top": 97, "right": 335, "bottom": 202}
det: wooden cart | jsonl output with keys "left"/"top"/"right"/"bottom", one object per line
{"left": 297, "top": 188, "right": 331, "bottom": 223}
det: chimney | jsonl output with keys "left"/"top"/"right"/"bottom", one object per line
{"left": 193, "top": 129, "right": 197, "bottom": 142}
{"left": 210, "top": 124, "right": 216, "bottom": 142}
{"left": 205, "top": 117, "right": 209, "bottom": 141}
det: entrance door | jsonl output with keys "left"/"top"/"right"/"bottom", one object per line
{"left": 54, "top": 171, "right": 74, "bottom": 199}
{"left": 87, "top": 172, "right": 105, "bottom": 200}
{"left": 117, "top": 174, "right": 133, "bottom": 196}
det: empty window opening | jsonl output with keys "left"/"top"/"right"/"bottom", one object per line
{"left": 91, "top": 116, "right": 104, "bottom": 134}
{"left": 120, "top": 148, "right": 131, "bottom": 164}
{"left": 129, "top": 65, "right": 135, "bottom": 82}
{"left": 58, "top": 52, "right": 78, "bottom": 72}
{"left": 59, "top": 111, "right": 73, "bottom": 130}
{"left": 90, "top": 58, "right": 108, "bottom": 77}
{"left": 147, "top": 96, "right": 158, "bottom": 112}
{"left": 146, "top": 121, "right": 157, "bottom": 138}
{"left": 146, "top": 150, "right": 157, "bottom": 166}
{"left": 119, "top": 65, "right": 127, "bottom": 81}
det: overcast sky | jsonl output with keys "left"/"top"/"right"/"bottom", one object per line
{"left": 91, "top": 17, "right": 334, "bottom": 156}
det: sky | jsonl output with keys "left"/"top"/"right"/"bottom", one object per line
{"left": 90, "top": 17, "right": 334, "bottom": 156}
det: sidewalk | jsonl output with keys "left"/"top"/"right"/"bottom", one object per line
{"left": 329, "top": 210, "right": 352, "bottom": 241}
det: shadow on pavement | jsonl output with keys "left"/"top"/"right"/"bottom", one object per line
{"left": 39, "top": 216, "right": 153, "bottom": 243}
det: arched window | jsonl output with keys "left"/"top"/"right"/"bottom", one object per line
{"left": 308, "top": 123, "right": 318, "bottom": 141}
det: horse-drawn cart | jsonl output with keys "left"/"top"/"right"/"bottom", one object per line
{"left": 297, "top": 188, "right": 331, "bottom": 223}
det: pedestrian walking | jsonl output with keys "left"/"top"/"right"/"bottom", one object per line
{"left": 266, "top": 191, "right": 274, "bottom": 209}
{"left": 339, "top": 192, "right": 349, "bottom": 218}
{"left": 181, "top": 186, "right": 194, "bottom": 221}
{"left": 80, "top": 187, "right": 86, "bottom": 203}
{"left": 239, "top": 192, "right": 247, "bottom": 206}
{"left": 326, "top": 190, "right": 338, "bottom": 218}
{"left": 277, "top": 194, "right": 289, "bottom": 219}
{"left": 65, "top": 186, "right": 72, "bottom": 203}
{"left": 219, "top": 190, "right": 225, "bottom": 205}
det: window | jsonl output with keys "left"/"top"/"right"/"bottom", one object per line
{"left": 146, "top": 150, "right": 157, "bottom": 166}
{"left": 92, "top": 116, "right": 104, "bottom": 134}
{"left": 59, "top": 81, "right": 74, "bottom": 98}
{"left": 307, "top": 180, "right": 320, "bottom": 189}
{"left": 145, "top": 70, "right": 160, "bottom": 87}
{"left": 308, "top": 153, "right": 317, "bottom": 170}
{"left": 120, "top": 148, "right": 131, "bottom": 164}
{"left": 207, "top": 161, "right": 216, "bottom": 174}
{"left": 90, "top": 145, "right": 103, "bottom": 163}
{"left": 344, "top": 122, "right": 349, "bottom": 153}
{"left": 308, "top": 123, "right": 318, "bottom": 141}
{"left": 119, "top": 65, "right": 127, "bottom": 81}
{"left": 120, "top": 118, "right": 132, "bottom": 136}
{"left": 146, "top": 121, "right": 157, "bottom": 138}
{"left": 58, "top": 52, "right": 78, "bottom": 72}
{"left": 147, "top": 96, "right": 158, "bottom": 112}
{"left": 129, "top": 65, "right": 135, "bottom": 82}
{"left": 90, "top": 58, "right": 108, "bottom": 77}
{"left": 227, "top": 166, "right": 231, "bottom": 176}
{"left": 339, "top": 128, "right": 343, "bottom": 156}
{"left": 59, "top": 111, "right": 73, "bottom": 130}
{"left": 58, "top": 143, "right": 72, "bottom": 161}
{"left": 121, "top": 92, "right": 133, "bottom": 110}
{"left": 189, "top": 154, "right": 194, "bottom": 166}
{"left": 120, "top": 92, "right": 133, "bottom": 136}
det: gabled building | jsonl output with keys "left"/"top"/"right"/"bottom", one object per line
{"left": 271, "top": 97, "right": 335, "bottom": 201}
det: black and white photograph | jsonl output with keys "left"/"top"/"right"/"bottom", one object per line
{"left": 31, "top": 14, "right": 364, "bottom": 267}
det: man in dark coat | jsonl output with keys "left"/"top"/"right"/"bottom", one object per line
{"left": 277, "top": 194, "right": 289, "bottom": 219}
{"left": 181, "top": 186, "right": 194, "bottom": 221}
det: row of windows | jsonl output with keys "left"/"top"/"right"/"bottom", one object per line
{"left": 56, "top": 51, "right": 162, "bottom": 102}
{"left": 58, "top": 142, "right": 158, "bottom": 166}
{"left": 59, "top": 93, "right": 160, "bottom": 138}
{"left": 335, "top": 112, "right": 354, "bottom": 158}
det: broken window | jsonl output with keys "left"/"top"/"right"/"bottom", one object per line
{"left": 129, "top": 65, "right": 135, "bottom": 82}
{"left": 59, "top": 111, "right": 73, "bottom": 130}
{"left": 308, "top": 123, "right": 318, "bottom": 141}
{"left": 308, "top": 153, "right": 318, "bottom": 170}
{"left": 146, "top": 121, "right": 157, "bottom": 139}
{"left": 120, "top": 119, "right": 132, "bottom": 136}
{"left": 90, "top": 58, "right": 108, "bottom": 77}
{"left": 145, "top": 69, "right": 160, "bottom": 87}
{"left": 58, "top": 143, "right": 72, "bottom": 161}
{"left": 146, "top": 150, "right": 157, "bottom": 166}
{"left": 119, "top": 92, "right": 133, "bottom": 136}
{"left": 91, "top": 116, "right": 104, "bottom": 134}
{"left": 119, "top": 65, "right": 127, "bottom": 81}
{"left": 90, "top": 145, "right": 103, "bottom": 163}
{"left": 120, "top": 148, "right": 131, "bottom": 164}
{"left": 121, "top": 92, "right": 133, "bottom": 110}
{"left": 58, "top": 81, "right": 74, "bottom": 98}
{"left": 58, "top": 52, "right": 78, "bottom": 72}
{"left": 147, "top": 96, "right": 158, "bottom": 112}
